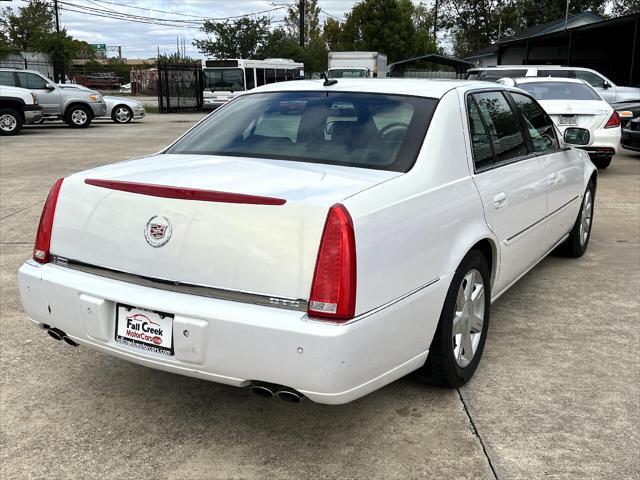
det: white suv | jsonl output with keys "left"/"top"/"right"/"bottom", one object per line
{"left": 467, "top": 66, "right": 640, "bottom": 103}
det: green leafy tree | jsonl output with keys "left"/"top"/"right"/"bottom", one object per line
{"left": 339, "top": 0, "right": 422, "bottom": 62}
{"left": 194, "top": 17, "right": 271, "bottom": 59}
{"left": 513, "top": 0, "right": 608, "bottom": 30}
{"left": 609, "top": 0, "right": 639, "bottom": 15}
{"left": 0, "top": 0, "right": 54, "bottom": 51}
{"left": 322, "top": 18, "right": 344, "bottom": 51}
{"left": 412, "top": 2, "right": 439, "bottom": 55}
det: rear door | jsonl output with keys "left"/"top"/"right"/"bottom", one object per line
{"left": 508, "top": 91, "right": 583, "bottom": 250}
{"left": 467, "top": 90, "right": 549, "bottom": 294}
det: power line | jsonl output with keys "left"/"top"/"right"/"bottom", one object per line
{"left": 320, "top": 9, "right": 344, "bottom": 22}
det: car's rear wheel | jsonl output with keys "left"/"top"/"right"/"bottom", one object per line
{"left": 418, "top": 250, "right": 491, "bottom": 388}
{"left": 111, "top": 105, "right": 133, "bottom": 124}
{"left": 592, "top": 156, "right": 612, "bottom": 169}
{"left": 65, "top": 105, "right": 92, "bottom": 128}
{"left": 556, "top": 180, "right": 595, "bottom": 258}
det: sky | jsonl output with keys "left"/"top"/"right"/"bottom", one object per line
{"left": 3, "top": 0, "right": 379, "bottom": 59}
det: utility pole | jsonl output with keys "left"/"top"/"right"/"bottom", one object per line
{"left": 433, "top": 0, "right": 438, "bottom": 44}
{"left": 53, "top": 0, "right": 65, "bottom": 83}
{"left": 299, "top": 0, "right": 305, "bottom": 47}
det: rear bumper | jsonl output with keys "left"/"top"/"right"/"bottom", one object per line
{"left": 621, "top": 128, "right": 640, "bottom": 152}
{"left": 23, "top": 105, "right": 43, "bottom": 124}
{"left": 18, "top": 260, "right": 447, "bottom": 404}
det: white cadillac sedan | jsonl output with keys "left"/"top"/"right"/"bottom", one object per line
{"left": 499, "top": 77, "right": 621, "bottom": 169}
{"left": 19, "top": 79, "right": 597, "bottom": 404}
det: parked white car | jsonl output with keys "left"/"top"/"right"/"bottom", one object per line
{"left": 18, "top": 79, "right": 597, "bottom": 404}
{"left": 467, "top": 65, "right": 640, "bottom": 103}
{"left": 499, "top": 77, "right": 621, "bottom": 169}
{"left": 0, "top": 84, "right": 42, "bottom": 135}
{"left": 57, "top": 84, "right": 145, "bottom": 123}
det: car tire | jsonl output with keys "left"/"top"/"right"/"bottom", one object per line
{"left": 556, "top": 180, "right": 595, "bottom": 258}
{"left": 111, "top": 105, "right": 133, "bottom": 124}
{"left": 0, "top": 108, "right": 23, "bottom": 136}
{"left": 64, "top": 104, "right": 92, "bottom": 128}
{"left": 417, "top": 250, "right": 491, "bottom": 388}
{"left": 592, "top": 156, "right": 612, "bottom": 169}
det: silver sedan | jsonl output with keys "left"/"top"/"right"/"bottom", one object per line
{"left": 55, "top": 84, "right": 146, "bottom": 123}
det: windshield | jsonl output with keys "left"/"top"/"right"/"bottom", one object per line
{"left": 204, "top": 68, "right": 244, "bottom": 92}
{"left": 166, "top": 91, "right": 437, "bottom": 172}
{"left": 518, "top": 82, "right": 601, "bottom": 101}
{"left": 328, "top": 69, "right": 368, "bottom": 78}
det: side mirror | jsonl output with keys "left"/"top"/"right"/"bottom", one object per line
{"left": 602, "top": 81, "right": 611, "bottom": 89}
{"left": 563, "top": 127, "right": 590, "bottom": 146}
{"left": 44, "top": 83, "right": 56, "bottom": 90}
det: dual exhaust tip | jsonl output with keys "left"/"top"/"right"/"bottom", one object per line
{"left": 250, "top": 383, "right": 304, "bottom": 403}
{"left": 43, "top": 324, "right": 78, "bottom": 347}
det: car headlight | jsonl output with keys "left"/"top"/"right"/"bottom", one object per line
{"left": 89, "top": 94, "right": 102, "bottom": 102}
{"left": 31, "top": 92, "right": 38, "bottom": 105}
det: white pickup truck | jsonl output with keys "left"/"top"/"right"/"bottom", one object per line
{"left": 0, "top": 84, "right": 43, "bottom": 135}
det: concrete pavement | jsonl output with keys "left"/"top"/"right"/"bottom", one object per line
{"left": 1, "top": 115, "right": 638, "bottom": 479}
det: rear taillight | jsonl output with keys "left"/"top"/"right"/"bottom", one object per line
{"left": 308, "top": 204, "right": 356, "bottom": 321}
{"left": 33, "top": 178, "right": 64, "bottom": 264}
{"left": 604, "top": 111, "right": 620, "bottom": 128}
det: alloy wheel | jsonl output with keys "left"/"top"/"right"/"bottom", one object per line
{"left": 0, "top": 114, "right": 17, "bottom": 132}
{"left": 71, "top": 109, "right": 88, "bottom": 125}
{"left": 580, "top": 190, "right": 593, "bottom": 246}
{"left": 452, "top": 269, "right": 485, "bottom": 368}
{"left": 114, "top": 107, "right": 131, "bottom": 123}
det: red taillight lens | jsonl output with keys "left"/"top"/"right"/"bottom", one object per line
{"left": 604, "top": 111, "right": 620, "bottom": 128}
{"left": 33, "top": 178, "right": 64, "bottom": 264}
{"left": 308, "top": 204, "right": 357, "bottom": 321}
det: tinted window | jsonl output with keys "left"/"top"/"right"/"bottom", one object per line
{"left": 203, "top": 68, "right": 244, "bottom": 91}
{"left": 575, "top": 70, "right": 606, "bottom": 88}
{"left": 537, "top": 69, "right": 572, "bottom": 78}
{"left": 265, "top": 69, "right": 276, "bottom": 84}
{"left": 256, "top": 68, "right": 265, "bottom": 87}
{"left": 467, "top": 98, "right": 494, "bottom": 170}
{"left": 471, "top": 91, "right": 528, "bottom": 164}
{"left": 167, "top": 92, "right": 437, "bottom": 172}
{"left": 510, "top": 92, "right": 558, "bottom": 153}
{"left": 517, "top": 81, "right": 601, "bottom": 100}
{"left": 0, "top": 71, "right": 16, "bottom": 86}
{"left": 478, "top": 69, "right": 527, "bottom": 82}
{"left": 17, "top": 72, "right": 48, "bottom": 89}
{"left": 245, "top": 68, "right": 255, "bottom": 90}
{"left": 328, "top": 69, "right": 368, "bottom": 78}
{"left": 276, "top": 69, "right": 286, "bottom": 82}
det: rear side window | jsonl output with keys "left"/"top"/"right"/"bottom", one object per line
{"left": 0, "top": 71, "right": 16, "bottom": 86}
{"left": 167, "top": 91, "right": 437, "bottom": 172}
{"left": 478, "top": 69, "right": 527, "bottom": 82}
{"left": 16, "top": 72, "right": 48, "bottom": 89}
{"left": 537, "top": 70, "right": 572, "bottom": 78}
{"left": 467, "top": 99, "right": 494, "bottom": 170}
{"left": 470, "top": 91, "right": 528, "bottom": 166}
{"left": 510, "top": 92, "right": 558, "bottom": 153}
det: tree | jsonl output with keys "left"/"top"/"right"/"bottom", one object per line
{"left": 0, "top": 0, "right": 54, "bottom": 51}
{"left": 609, "top": 0, "right": 640, "bottom": 16}
{"left": 322, "top": 18, "right": 344, "bottom": 51}
{"left": 194, "top": 17, "right": 271, "bottom": 59}
{"left": 285, "top": 0, "right": 322, "bottom": 45}
{"left": 412, "top": 2, "right": 439, "bottom": 55}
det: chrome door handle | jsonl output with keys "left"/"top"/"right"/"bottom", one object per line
{"left": 492, "top": 192, "right": 508, "bottom": 209}
{"left": 548, "top": 173, "right": 559, "bottom": 185}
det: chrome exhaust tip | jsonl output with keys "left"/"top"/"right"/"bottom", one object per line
{"left": 47, "top": 329, "right": 63, "bottom": 341}
{"left": 249, "top": 384, "right": 276, "bottom": 399}
{"left": 276, "top": 389, "right": 304, "bottom": 403}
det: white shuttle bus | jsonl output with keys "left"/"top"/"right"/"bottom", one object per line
{"left": 202, "top": 58, "right": 305, "bottom": 108}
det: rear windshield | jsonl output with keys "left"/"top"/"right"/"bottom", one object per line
{"left": 328, "top": 69, "right": 368, "bottom": 78}
{"left": 517, "top": 82, "right": 601, "bottom": 101}
{"left": 166, "top": 91, "right": 437, "bottom": 172}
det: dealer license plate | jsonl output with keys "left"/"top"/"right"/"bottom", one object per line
{"left": 115, "top": 304, "right": 174, "bottom": 356}
{"left": 559, "top": 115, "right": 577, "bottom": 125}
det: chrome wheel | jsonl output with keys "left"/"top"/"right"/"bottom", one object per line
{"left": 113, "top": 106, "right": 131, "bottom": 123}
{"left": 71, "top": 109, "right": 88, "bottom": 125}
{"left": 0, "top": 113, "right": 17, "bottom": 132}
{"left": 452, "top": 269, "right": 485, "bottom": 368}
{"left": 580, "top": 190, "right": 593, "bottom": 246}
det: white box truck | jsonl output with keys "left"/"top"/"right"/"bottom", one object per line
{"left": 327, "top": 52, "right": 388, "bottom": 79}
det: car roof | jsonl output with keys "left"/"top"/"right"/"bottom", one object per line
{"left": 249, "top": 78, "right": 499, "bottom": 99}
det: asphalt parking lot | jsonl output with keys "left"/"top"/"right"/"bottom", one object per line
{"left": 1, "top": 115, "right": 638, "bottom": 480}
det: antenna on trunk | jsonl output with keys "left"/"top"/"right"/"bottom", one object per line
{"left": 322, "top": 72, "right": 338, "bottom": 87}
